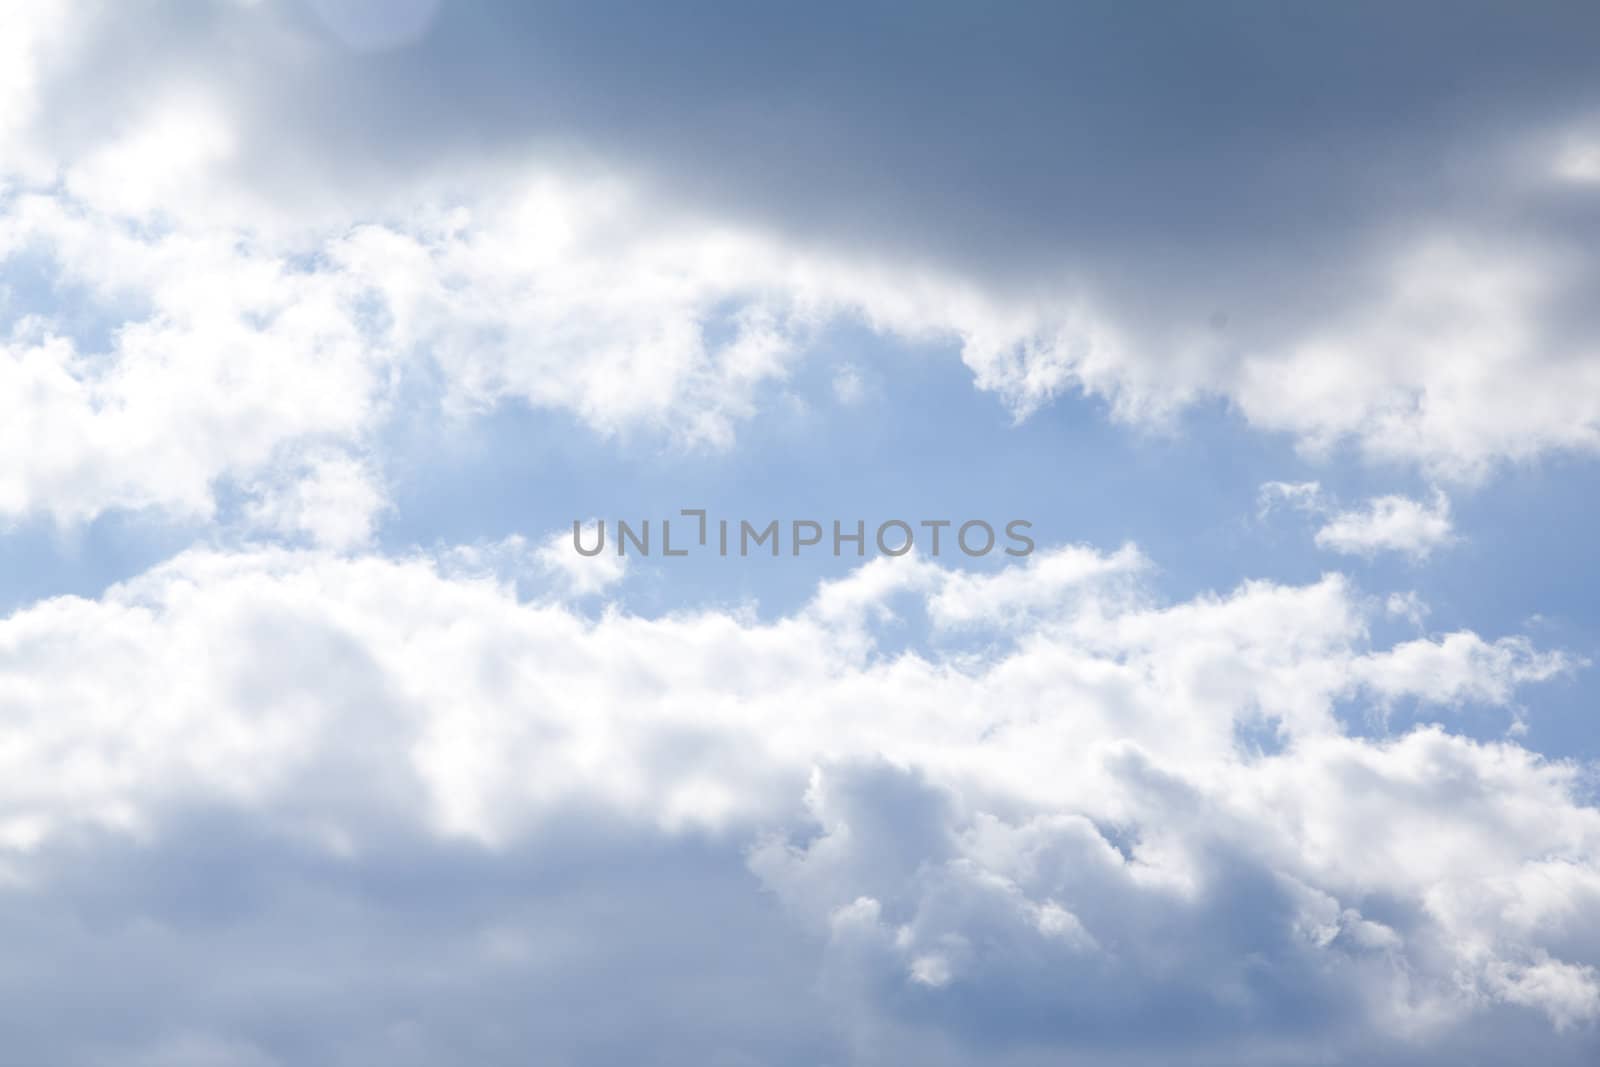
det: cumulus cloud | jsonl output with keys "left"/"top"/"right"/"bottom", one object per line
{"left": 0, "top": 1, "right": 1598, "bottom": 547}
{"left": 1314, "top": 491, "right": 1456, "bottom": 561}
{"left": 0, "top": 543, "right": 1594, "bottom": 1062}
{"left": 1356, "top": 632, "right": 1578, "bottom": 709}
{"left": 1260, "top": 483, "right": 1456, "bottom": 561}
{"left": 0, "top": 187, "right": 390, "bottom": 526}
{"left": 534, "top": 527, "right": 627, "bottom": 598}
{"left": 240, "top": 449, "right": 388, "bottom": 551}
{"left": 0, "top": 167, "right": 1142, "bottom": 529}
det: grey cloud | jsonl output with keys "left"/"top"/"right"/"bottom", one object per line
{"left": 2, "top": 770, "right": 1593, "bottom": 1066}
{"left": 0, "top": 805, "right": 835, "bottom": 1067}
{"left": 35, "top": 2, "right": 1600, "bottom": 263}
{"left": 10, "top": 1, "right": 1600, "bottom": 483}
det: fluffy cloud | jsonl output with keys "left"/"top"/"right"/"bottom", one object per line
{"left": 1260, "top": 483, "right": 1456, "bottom": 561}
{"left": 0, "top": 187, "right": 389, "bottom": 526}
{"left": 0, "top": 543, "right": 1594, "bottom": 1062}
{"left": 1315, "top": 492, "right": 1455, "bottom": 561}
{"left": 2, "top": 3, "right": 1600, "bottom": 541}
{"left": 240, "top": 449, "right": 388, "bottom": 551}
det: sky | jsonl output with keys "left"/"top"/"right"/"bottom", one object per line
{"left": 2, "top": 2, "right": 1600, "bottom": 1064}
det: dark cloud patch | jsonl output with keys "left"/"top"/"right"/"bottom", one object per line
{"left": 28, "top": 2, "right": 1600, "bottom": 266}
{"left": 0, "top": 804, "right": 837, "bottom": 1067}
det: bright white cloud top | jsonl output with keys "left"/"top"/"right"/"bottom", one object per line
{"left": 2, "top": 2, "right": 1599, "bottom": 1065}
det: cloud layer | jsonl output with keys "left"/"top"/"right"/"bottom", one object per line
{"left": 4, "top": 2, "right": 1600, "bottom": 541}
{"left": 0, "top": 544, "right": 1593, "bottom": 1063}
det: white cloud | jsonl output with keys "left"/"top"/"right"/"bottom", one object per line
{"left": 1231, "top": 237, "right": 1600, "bottom": 477}
{"left": 1386, "top": 591, "right": 1431, "bottom": 627}
{"left": 0, "top": 188, "right": 390, "bottom": 526}
{"left": 925, "top": 541, "right": 1145, "bottom": 627}
{"left": 1488, "top": 956, "right": 1600, "bottom": 1031}
{"left": 0, "top": 1, "right": 73, "bottom": 181}
{"left": 0, "top": 543, "right": 1593, "bottom": 1060}
{"left": 1258, "top": 480, "right": 1325, "bottom": 517}
{"left": 1259, "top": 483, "right": 1457, "bottom": 561}
{"left": 534, "top": 527, "right": 628, "bottom": 597}
{"left": 241, "top": 449, "right": 387, "bottom": 550}
{"left": 63, "top": 94, "right": 237, "bottom": 220}
{"left": 1356, "top": 632, "right": 1578, "bottom": 708}
{"left": 1314, "top": 491, "right": 1456, "bottom": 561}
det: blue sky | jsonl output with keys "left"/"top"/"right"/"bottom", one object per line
{"left": 2, "top": 2, "right": 1600, "bottom": 1065}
